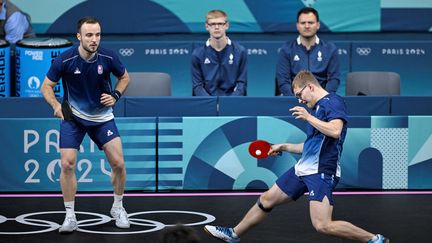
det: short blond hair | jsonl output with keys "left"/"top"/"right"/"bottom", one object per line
{"left": 292, "top": 70, "right": 321, "bottom": 91}
{"left": 206, "top": 9, "right": 228, "bottom": 22}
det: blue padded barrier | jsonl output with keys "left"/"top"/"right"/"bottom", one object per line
{"left": 218, "top": 97, "right": 301, "bottom": 116}
{"left": 124, "top": 97, "right": 218, "bottom": 117}
{"left": 390, "top": 96, "right": 432, "bottom": 115}
{"left": 2, "top": 96, "right": 432, "bottom": 117}
{"left": 0, "top": 97, "right": 54, "bottom": 118}
{"left": 0, "top": 97, "right": 126, "bottom": 118}
{"left": 344, "top": 96, "right": 391, "bottom": 115}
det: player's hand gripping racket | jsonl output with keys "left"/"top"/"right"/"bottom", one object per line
{"left": 248, "top": 140, "right": 278, "bottom": 159}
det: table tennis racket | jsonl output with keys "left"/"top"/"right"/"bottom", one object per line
{"left": 248, "top": 140, "right": 272, "bottom": 159}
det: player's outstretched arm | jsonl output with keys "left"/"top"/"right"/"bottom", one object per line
{"left": 269, "top": 143, "right": 303, "bottom": 156}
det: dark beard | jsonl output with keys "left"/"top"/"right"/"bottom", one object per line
{"left": 83, "top": 45, "right": 97, "bottom": 54}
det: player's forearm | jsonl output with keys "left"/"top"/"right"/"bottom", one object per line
{"left": 307, "top": 116, "right": 342, "bottom": 139}
{"left": 281, "top": 143, "right": 303, "bottom": 154}
{"left": 41, "top": 82, "right": 60, "bottom": 110}
{"left": 114, "top": 71, "right": 130, "bottom": 94}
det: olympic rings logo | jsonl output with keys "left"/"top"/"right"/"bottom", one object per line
{"left": 356, "top": 47, "right": 371, "bottom": 56}
{"left": 119, "top": 48, "right": 135, "bottom": 56}
{"left": 0, "top": 210, "right": 215, "bottom": 235}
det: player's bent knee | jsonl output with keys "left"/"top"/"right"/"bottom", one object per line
{"left": 313, "top": 221, "right": 332, "bottom": 235}
{"left": 256, "top": 198, "right": 273, "bottom": 213}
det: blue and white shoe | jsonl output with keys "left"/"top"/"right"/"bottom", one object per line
{"left": 368, "top": 234, "right": 390, "bottom": 243}
{"left": 204, "top": 225, "right": 240, "bottom": 243}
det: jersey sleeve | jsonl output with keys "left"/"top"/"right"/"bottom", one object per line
{"left": 109, "top": 50, "right": 126, "bottom": 77}
{"left": 46, "top": 56, "right": 63, "bottom": 82}
{"left": 326, "top": 96, "right": 348, "bottom": 124}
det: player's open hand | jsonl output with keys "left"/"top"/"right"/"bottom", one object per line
{"left": 289, "top": 106, "right": 310, "bottom": 121}
{"left": 100, "top": 93, "right": 116, "bottom": 107}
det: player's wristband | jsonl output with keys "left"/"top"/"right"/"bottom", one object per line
{"left": 111, "top": 90, "right": 122, "bottom": 102}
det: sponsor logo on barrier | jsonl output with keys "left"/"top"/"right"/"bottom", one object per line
{"left": 247, "top": 48, "right": 268, "bottom": 55}
{"left": 119, "top": 48, "right": 135, "bottom": 56}
{"left": 27, "top": 76, "right": 41, "bottom": 90}
{"left": 0, "top": 210, "right": 215, "bottom": 235}
{"left": 24, "top": 50, "right": 43, "bottom": 61}
{"left": 144, "top": 48, "right": 189, "bottom": 55}
{"left": 381, "top": 48, "right": 426, "bottom": 55}
{"left": 356, "top": 47, "right": 371, "bottom": 56}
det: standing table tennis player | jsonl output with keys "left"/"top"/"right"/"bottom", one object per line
{"left": 40, "top": 16, "right": 130, "bottom": 233}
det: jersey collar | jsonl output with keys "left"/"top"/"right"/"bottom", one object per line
{"left": 206, "top": 36, "right": 232, "bottom": 47}
{"left": 296, "top": 35, "right": 320, "bottom": 45}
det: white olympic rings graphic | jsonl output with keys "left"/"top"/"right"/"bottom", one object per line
{"left": 119, "top": 48, "right": 135, "bottom": 56}
{"left": 356, "top": 47, "right": 371, "bottom": 56}
{"left": 0, "top": 210, "right": 215, "bottom": 235}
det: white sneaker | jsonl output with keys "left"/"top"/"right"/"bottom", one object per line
{"left": 204, "top": 225, "right": 240, "bottom": 243}
{"left": 110, "top": 207, "right": 130, "bottom": 228}
{"left": 59, "top": 215, "right": 77, "bottom": 233}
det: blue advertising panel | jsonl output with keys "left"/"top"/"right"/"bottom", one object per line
{"left": 15, "top": 38, "right": 72, "bottom": 97}
{"left": 0, "top": 118, "right": 157, "bottom": 192}
{"left": 159, "top": 115, "right": 429, "bottom": 190}
{"left": 408, "top": 116, "right": 432, "bottom": 189}
{"left": 103, "top": 41, "right": 193, "bottom": 96}
{"left": 351, "top": 41, "right": 432, "bottom": 96}
{"left": 240, "top": 41, "right": 283, "bottom": 96}
{"left": 1, "top": 115, "right": 431, "bottom": 191}
{"left": 333, "top": 41, "right": 351, "bottom": 96}
{"left": 0, "top": 42, "right": 10, "bottom": 97}
{"left": 158, "top": 116, "right": 307, "bottom": 190}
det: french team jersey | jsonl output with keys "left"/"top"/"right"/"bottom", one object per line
{"left": 191, "top": 37, "right": 247, "bottom": 96}
{"left": 294, "top": 93, "right": 348, "bottom": 177}
{"left": 276, "top": 36, "right": 340, "bottom": 96}
{"left": 46, "top": 45, "right": 125, "bottom": 122}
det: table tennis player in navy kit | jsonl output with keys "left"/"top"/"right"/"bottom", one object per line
{"left": 205, "top": 70, "right": 389, "bottom": 243}
{"left": 40, "top": 16, "right": 130, "bottom": 233}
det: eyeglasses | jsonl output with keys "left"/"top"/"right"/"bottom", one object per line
{"left": 294, "top": 85, "right": 308, "bottom": 99}
{"left": 207, "top": 22, "right": 227, "bottom": 28}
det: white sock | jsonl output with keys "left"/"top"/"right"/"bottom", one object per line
{"left": 113, "top": 194, "right": 123, "bottom": 208}
{"left": 64, "top": 201, "right": 75, "bottom": 217}
{"left": 371, "top": 234, "right": 379, "bottom": 242}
